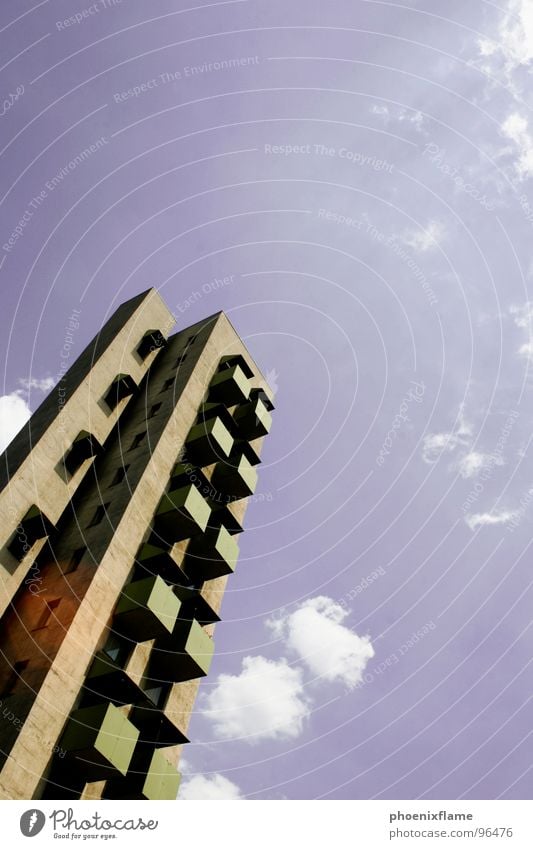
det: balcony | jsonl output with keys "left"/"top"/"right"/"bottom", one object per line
{"left": 154, "top": 485, "right": 211, "bottom": 544}
{"left": 217, "top": 354, "right": 254, "bottom": 378}
{"left": 136, "top": 542, "right": 189, "bottom": 585}
{"left": 212, "top": 454, "right": 258, "bottom": 500}
{"left": 8, "top": 505, "right": 55, "bottom": 560}
{"left": 103, "top": 748, "right": 181, "bottom": 801}
{"left": 149, "top": 619, "right": 214, "bottom": 683}
{"left": 142, "top": 748, "right": 181, "bottom": 800}
{"left": 84, "top": 652, "right": 142, "bottom": 706}
{"left": 184, "top": 416, "right": 234, "bottom": 465}
{"left": 233, "top": 396, "right": 273, "bottom": 440}
{"left": 185, "top": 525, "right": 239, "bottom": 581}
{"left": 64, "top": 431, "right": 103, "bottom": 476}
{"left": 137, "top": 329, "right": 166, "bottom": 359}
{"left": 104, "top": 373, "right": 137, "bottom": 410}
{"left": 114, "top": 575, "right": 181, "bottom": 641}
{"left": 130, "top": 683, "right": 189, "bottom": 748}
{"left": 174, "top": 582, "right": 221, "bottom": 627}
{"left": 208, "top": 364, "right": 250, "bottom": 406}
{"left": 197, "top": 402, "right": 236, "bottom": 434}
{"left": 60, "top": 702, "right": 139, "bottom": 780}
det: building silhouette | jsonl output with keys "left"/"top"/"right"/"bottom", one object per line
{"left": 0, "top": 289, "right": 273, "bottom": 800}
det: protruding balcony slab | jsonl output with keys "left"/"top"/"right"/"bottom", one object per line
{"left": 208, "top": 364, "right": 250, "bottom": 405}
{"left": 64, "top": 430, "right": 103, "bottom": 475}
{"left": 8, "top": 505, "right": 55, "bottom": 560}
{"left": 212, "top": 454, "right": 258, "bottom": 500}
{"left": 185, "top": 525, "right": 239, "bottom": 581}
{"left": 60, "top": 702, "right": 139, "bottom": 780}
{"left": 114, "top": 575, "right": 181, "bottom": 641}
{"left": 104, "top": 373, "right": 137, "bottom": 409}
{"left": 103, "top": 747, "right": 181, "bottom": 801}
{"left": 185, "top": 416, "right": 234, "bottom": 465}
{"left": 154, "top": 485, "right": 211, "bottom": 543}
{"left": 174, "top": 582, "right": 221, "bottom": 627}
{"left": 136, "top": 542, "right": 189, "bottom": 585}
{"left": 149, "top": 619, "right": 214, "bottom": 683}
{"left": 137, "top": 329, "right": 166, "bottom": 359}
{"left": 84, "top": 652, "right": 142, "bottom": 706}
{"left": 233, "top": 397, "right": 272, "bottom": 439}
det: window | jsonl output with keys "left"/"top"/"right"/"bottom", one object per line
{"left": 161, "top": 378, "right": 174, "bottom": 393}
{"left": 33, "top": 598, "right": 61, "bottom": 630}
{"left": 148, "top": 403, "right": 161, "bottom": 418}
{"left": 110, "top": 465, "right": 129, "bottom": 486}
{"left": 1, "top": 660, "right": 29, "bottom": 697}
{"left": 176, "top": 352, "right": 188, "bottom": 366}
{"left": 129, "top": 431, "right": 147, "bottom": 451}
{"left": 103, "top": 634, "right": 130, "bottom": 665}
{"left": 88, "top": 503, "right": 109, "bottom": 527}
{"left": 64, "top": 547, "right": 85, "bottom": 574}
{"left": 186, "top": 334, "right": 198, "bottom": 345}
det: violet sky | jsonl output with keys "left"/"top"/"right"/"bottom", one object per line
{"left": 1, "top": 0, "right": 533, "bottom": 800}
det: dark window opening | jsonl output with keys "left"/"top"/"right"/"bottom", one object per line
{"left": 88, "top": 503, "right": 109, "bottom": 528}
{"left": 1, "top": 660, "right": 29, "bottom": 697}
{"left": 161, "top": 378, "right": 174, "bottom": 393}
{"left": 110, "top": 466, "right": 129, "bottom": 486}
{"left": 64, "top": 547, "right": 86, "bottom": 574}
{"left": 130, "top": 431, "right": 147, "bottom": 451}
{"left": 148, "top": 403, "right": 162, "bottom": 418}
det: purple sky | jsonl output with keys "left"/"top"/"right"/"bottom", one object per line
{"left": 1, "top": 0, "right": 533, "bottom": 800}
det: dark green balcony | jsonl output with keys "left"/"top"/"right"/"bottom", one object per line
{"left": 114, "top": 575, "right": 181, "bottom": 641}
{"left": 60, "top": 702, "right": 139, "bottom": 780}
{"left": 208, "top": 364, "right": 250, "bottom": 405}
{"left": 64, "top": 430, "right": 103, "bottom": 475}
{"left": 84, "top": 652, "right": 141, "bottom": 706}
{"left": 130, "top": 682, "right": 189, "bottom": 748}
{"left": 103, "top": 747, "right": 181, "bottom": 801}
{"left": 185, "top": 416, "right": 234, "bottom": 465}
{"left": 233, "top": 396, "right": 273, "bottom": 439}
{"left": 212, "top": 454, "right": 258, "bottom": 500}
{"left": 136, "top": 542, "right": 189, "bottom": 585}
{"left": 186, "top": 525, "right": 240, "bottom": 580}
{"left": 142, "top": 748, "right": 181, "bottom": 800}
{"left": 174, "top": 582, "right": 221, "bottom": 627}
{"left": 154, "top": 485, "right": 211, "bottom": 543}
{"left": 8, "top": 505, "right": 55, "bottom": 560}
{"left": 197, "top": 402, "right": 236, "bottom": 434}
{"left": 150, "top": 619, "right": 214, "bottom": 683}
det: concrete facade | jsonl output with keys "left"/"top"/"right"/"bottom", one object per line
{"left": 0, "top": 289, "right": 273, "bottom": 800}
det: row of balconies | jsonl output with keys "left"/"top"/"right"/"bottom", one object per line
{"left": 56, "top": 354, "right": 273, "bottom": 799}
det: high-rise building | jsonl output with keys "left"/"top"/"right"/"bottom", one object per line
{"left": 0, "top": 289, "right": 273, "bottom": 800}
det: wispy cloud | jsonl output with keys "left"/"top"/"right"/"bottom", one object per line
{"left": 422, "top": 405, "right": 472, "bottom": 464}
{"left": 0, "top": 375, "right": 56, "bottom": 452}
{"left": 370, "top": 103, "right": 426, "bottom": 133}
{"left": 457, "top": 451, "right": 504, "bottom": 479}
{"left": 465, "top": 510, "right": 518, "bottom": 530}
{"left": 403, "top": 220, "right": 446, "bottom": 253}
{"left": 478, "top": 0, "right": 533, "bottom": 72}
{"left": 510, "top": 302, "right": 533, "bottom": 359}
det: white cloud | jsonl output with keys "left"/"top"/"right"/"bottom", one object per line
{"left": 422, "top": 405, "right": 472, "bottom": 464}
{"left": 267, "top": 596, "right": 374, "bottom": 690}
{"left": 501, "top": 112, "right": 533, "bottom": 180}
{"left": 0, "top": 375, "right": 56, "bottom": 453}
{"left": 0, "top": 393, "right": 31, "bottom": 453}
{"left": 403, "top": 220, "right": 446, "bottom": 252}
{"left": 457, "top": 451, "right": 504, "bottom": 479}
{"left": 179, "top": 774, "right": 243, "bottom": 800}
{"left": 478, "top": 0, "right": 533, "bottom": 70}
{"left": 465, "top": 510, "right": 518, "bottom": 530}
{"left": 203, "top": 655, "right": 309, "bottom": 743}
